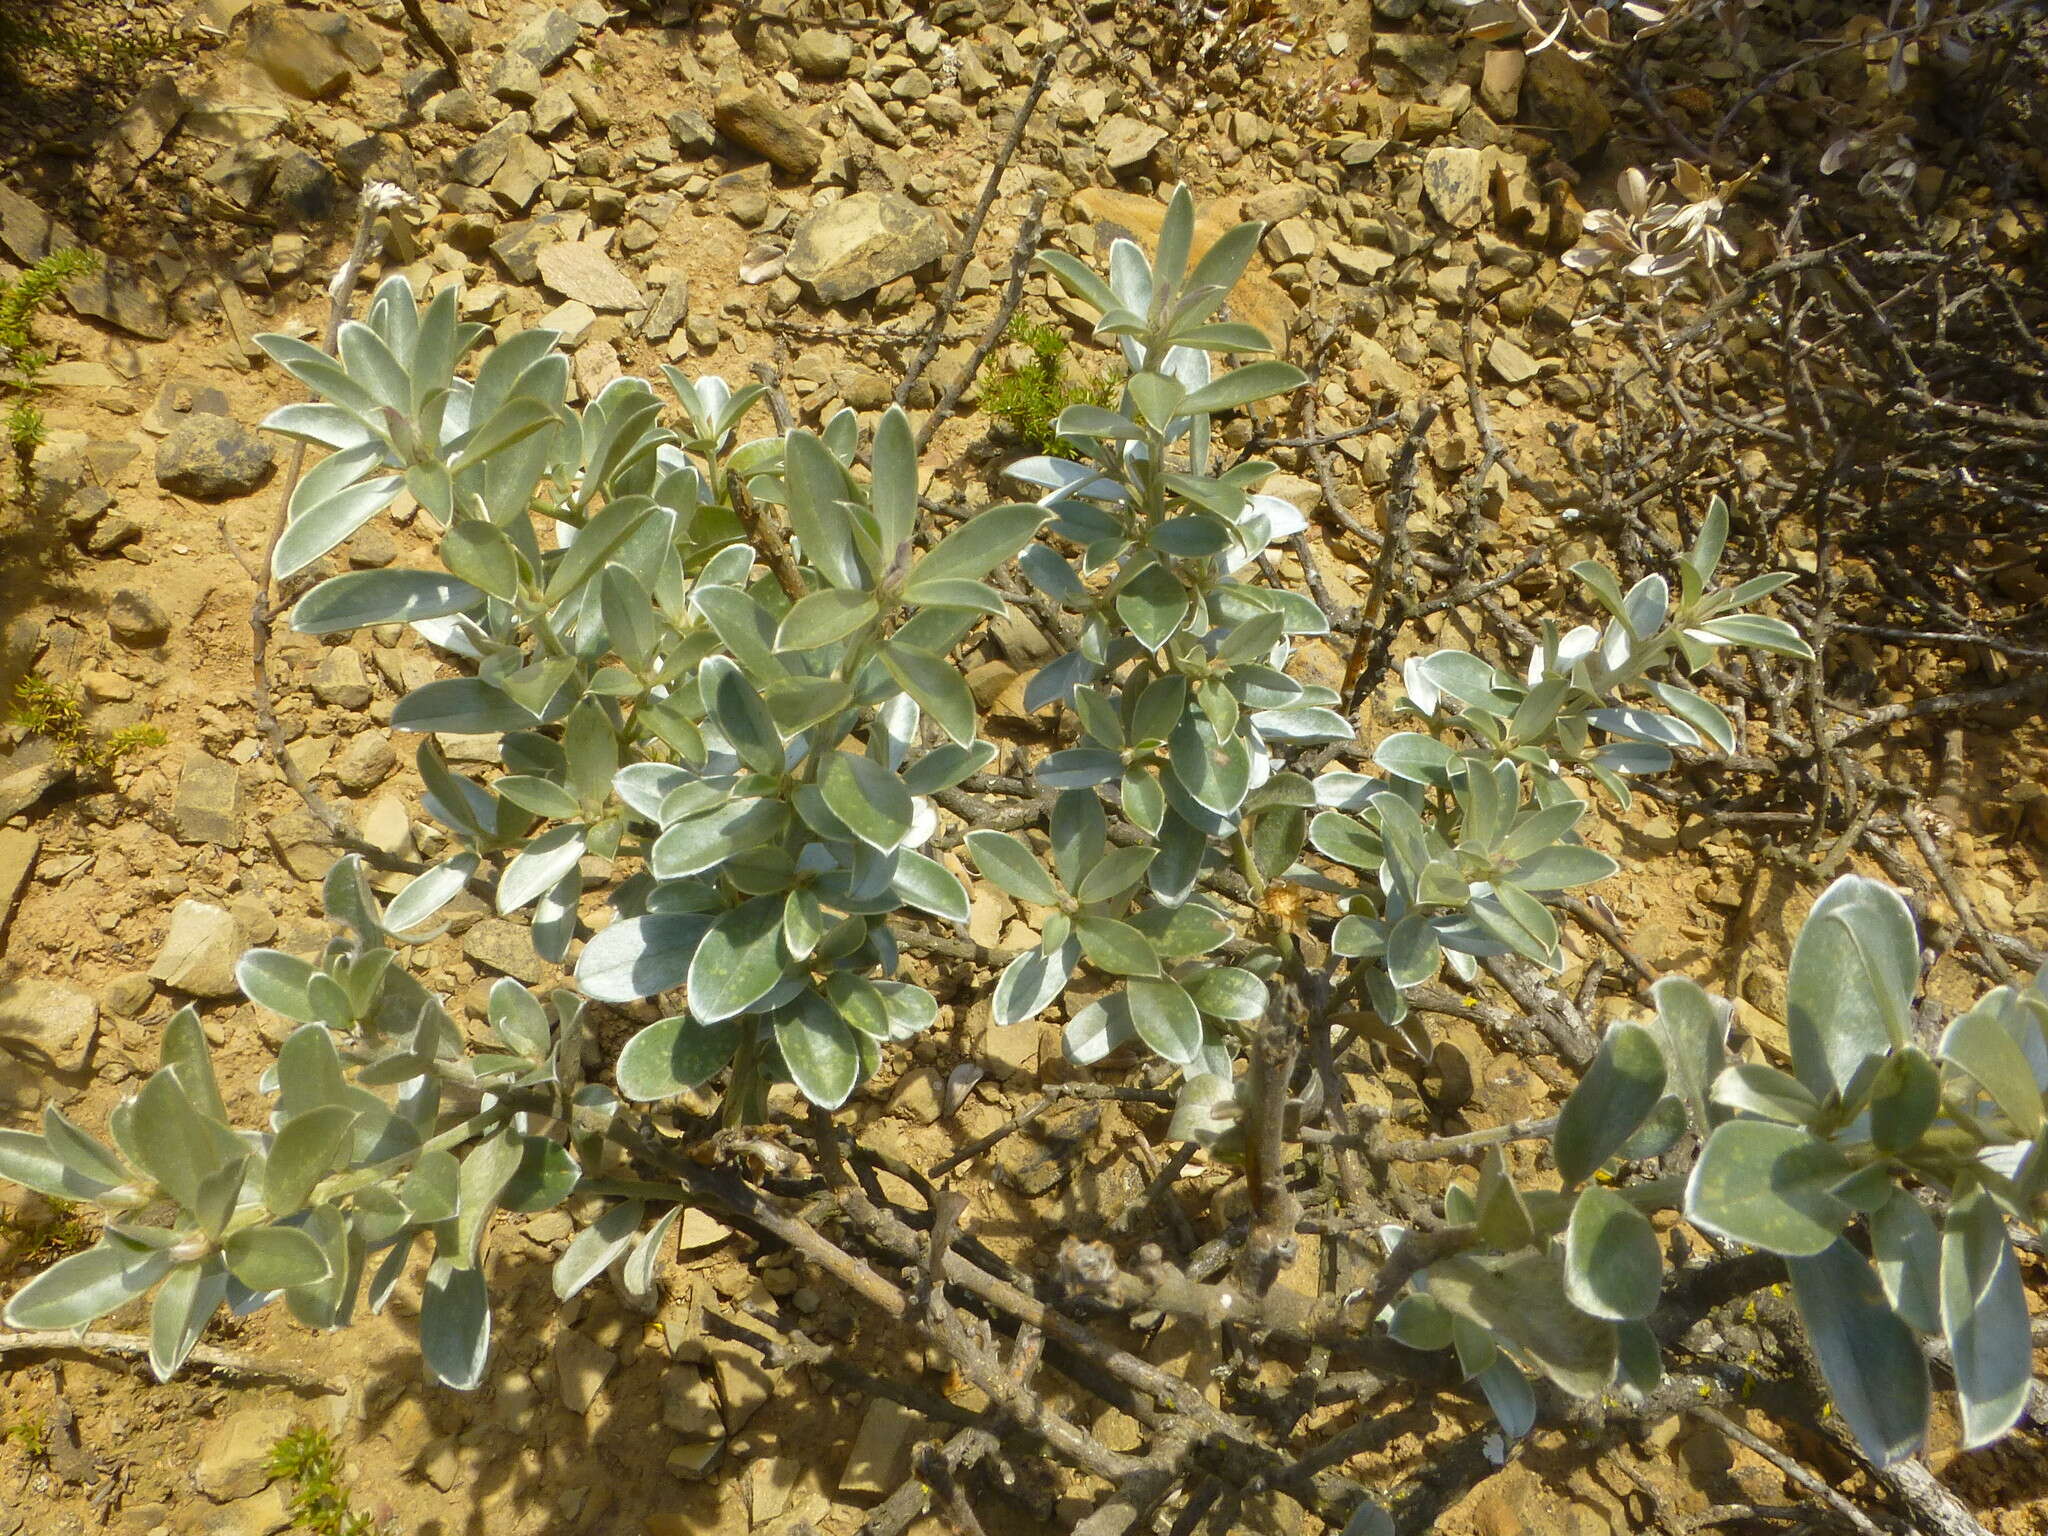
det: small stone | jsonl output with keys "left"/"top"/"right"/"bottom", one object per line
{"left": 0, "top": 979, "right": 98, "bottom": 1073}
{"left": 100, "top": 971, "right": 155, "bottom": 1018}
{"left": 540, "top": 299, "right": 597, "bottom": 347}
{"left": 266, "top": 810, "right": 340, "bottom": 884}
{"left": 886, "top": 1066, "right": 944, "bottom": 1124}
{"left": 554, "top": 1328, "right": 617, "bottom": 1414}
{"left": 509, "top": 9, "right": 581, "bottom": 71}
{"left": 0, "top": 763, "right": 61, "bottom": 822}
{"left": 347, "top": 526, "right": 398, "bottom": 569}
{"left": 86, "top": 518, "right": 143, "bottom": 561}
{"left": 311, "top": 647, "right": 371, "bottom": 709}
{"left": 448, "top": 113, "right": 534, "bottom": 187}
{"left": 195, "top": 1407, "right": 297, "bottom": 1502}
{"left": 713, "top": 88, "right": 826, "bottom": 178}
{"left": 244, "top": 9, "right": 354, "bottom": 99}
{"left": 1486, "top": 334, "right": 1542, "bottom": 385}
{"left": 1422, "top": 146, "right": 1487, "bottom": 230}
{"left": 332, "top": 731, "right": 396, "bottom": 793}
{"left": 490, "top": 135, "right": 553, "bottom": 211}
{"left": 574, "top": 338, "right": 620, "bottom": 396}
{"left": 1245, "top": 183, "right": 1314, "bottom": 224}
{"left": 641, "top": 279, "right": 689, "bottom": 343}
{"left": 1262, "top": 217, "right": 1318, "bottom": 264}
{"left": 490, "top": 53, "right": 544, "bottom": 105}
{"left": 661, "top": 1364, "right": 724, "bottom": 1438}
{"left": 784, "top": 190, "right": 952, "bottom": 304}
{"left": 463, "top": 918, "right": 546, "bottom": 984}
{"left": 79, "top": 668, "right": 131, "bottom": 702}
{"left": 838, "top": 82, "right": 903, "bottom": 147}
{"left": 789, "top": 27, "right": 853, "bottom": 78}
{"left": 665, "top": 109, "right": 716, "bottom": 156}
{"left": 1480, "top": 49, "right": 1526, "bottom": 121}
{"left": 489, "top": 209, "right": 570, "bottom": 282}
{"left": 1097, "top": 115, "right": 1166, "bottom": 174}
{"left": 838, "top": 1398, "right": 921, "bottom": 1495}
{"left": 357, "top": 793, "right": 413, "bottom": 857}
{"left": 536, "top": 241, "right": 646, "bottom": 311}
{"left": 707, "top": 1337, "right": 774, "bottom": 1434}
{"left": 108, "top": 588, "right": 170, "bottom": 647}
{"left": 156, "top": 412, "right": 275, "bottom": 500}
{"left": 150, "top": 901, "right": 243, "bottom": 999}
{"left": 676, "top": 1207, "right": 732, "bottom": 1254}
{"left": 173, "top": 753, "right": 243, "bottom": 848}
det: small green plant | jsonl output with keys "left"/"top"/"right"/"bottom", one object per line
{"left": 3, "top": 1413, "right": 48, "bottom": 1463}
{"left": 0, "top": 1198, "right": 92, "bottom": 1269}
{"left": 268, "top": 1425, "right": 383, "bottom": 1536}
{"left": 0, "top": 247, "right": 97, "bottom": 489}
{"left": 982, "top": 313, "right": 1113, "bottom": 453}
{"left": 7, "top": 673, "right": 167, "bottom": 771}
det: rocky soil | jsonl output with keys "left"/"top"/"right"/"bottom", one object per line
{"left": 0, "top": 1, "right": 2043, "bottom": 1534}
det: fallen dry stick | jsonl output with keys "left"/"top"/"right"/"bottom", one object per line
{"left": 0, "top": 1329, "right": 341, "bottom": 1394}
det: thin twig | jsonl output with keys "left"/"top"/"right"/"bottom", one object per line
{"left": 898, "top": 49, "right": 1061, "bottom": 410}
{"left": 0, "top": 1330, "right": 341, "bottom": 1394}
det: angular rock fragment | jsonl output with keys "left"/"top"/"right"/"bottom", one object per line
{"left": 784, "top": 191, "right": 951, "bottom": 305}
{"left": 713, "top": 88, "right": 825, "bottom": 178}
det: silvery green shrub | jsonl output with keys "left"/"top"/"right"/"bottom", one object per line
{"left": 0, "top": 190, "right": 2022, "bottom": 1475}
{"left": 1383, "top": 877, "right": 2048, "bottom": 1464}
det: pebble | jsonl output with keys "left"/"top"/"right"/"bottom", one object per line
{"left": 107, "top": 588, "right": 170, "bottom": 647}
{"left": 332, "top": 730, "right": 396, "bottom": 793}
{"left": 1098, "top": 115, "right": 1166, "bottom": 174}
{"left": 172, "top": 752, "right": 243, "bottom": 848}
{"left": 0, "top": 829, "right": 37, "bottom": 941}
{"left": 462, "top": 918, "right": 547, "bottom": 984}
{"left": 149, "top": 900, "right": 244, "bottom": 998}
{"left": 789, "top": 27, "right": 853, "bottom": 78}
{"left": 554, "top": 1328, "right": 617, "bottom": 1414}
{"left": 311, "top": 647, "right": 372, "bottom": 709}
{"left": 244, "top": 9, "right": 358, "bottom": 100}
{"left": 1422, "top": 146, "right": 1487, "bottom": 230}
{"left": 195, "top": 1407, "right": 298, "bottom": 1502}
{"left": 838, "top": 1398, "right": 921, "bottom": 1494}
{"left": 154, "top": 412, "right": 275, "bottom": 500}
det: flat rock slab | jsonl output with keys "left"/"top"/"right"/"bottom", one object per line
{"left": 196, "top": 1406, "right": 298, "bottom": 1502}
{"left": 784, "top": 191, "right": 952, "bottom": 305}
{"left": 0, "top": 183, "right": 170, "bottom": 340}
{"left": 510, "top": 8, "right": 581, "bottom": 71}
{"left": 0, "top": 978, "right": 98, "bottom": 1073}
{"left": 536, "top": 240, "right": 645, "bottom": 311}
{"left": 1097, "top": 115, "right": 1166, "bottom": 173}
{"left": 1422, "top": 146, "right": 1487, "bottom": 230}
{"left": 155, "top": 411, "right": 275, "bottom": 500}
{"left": 174, "top": 752, "right": 243, "bottom": 847}
{"left": 462, "top": 917, "right": 547, "bottom": 984}
{"left": 838, "top": 1398, "right": 922, "bottom": 1494}
{"left": 150, "top": 900, "right": 243, "bottom": 998}
{"left": 554, "top": 1328, "right": 617, "bottom": 1414}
